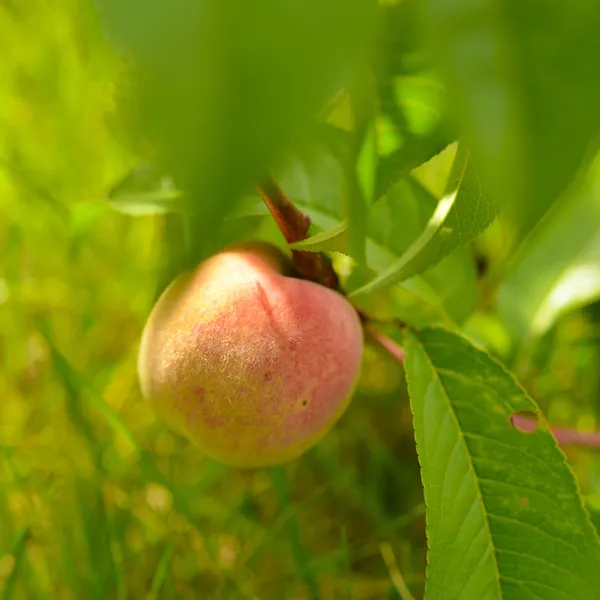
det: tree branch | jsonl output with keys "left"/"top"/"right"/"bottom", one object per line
{"left": 256, "top": 174, "right": 310, "bottom": 244}
{"left": 256, "top": 174, "right": 339, "bottom": 289}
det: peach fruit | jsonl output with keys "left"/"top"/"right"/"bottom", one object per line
{"left": 138, "top": 242, "right": 364, "bottom": 467}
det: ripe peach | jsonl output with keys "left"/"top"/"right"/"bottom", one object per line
{"left": 138, "top": 243, "right": 364, "bottom": 467}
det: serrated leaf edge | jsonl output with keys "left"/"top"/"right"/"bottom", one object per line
{"left": 404, "top": 327, "right": 600, "bottom": 599}
{"left": 404, "top": 328, "right": 502, "bottom": 599}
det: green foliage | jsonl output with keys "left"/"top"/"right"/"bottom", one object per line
{"left": 405, "top": 328, "right": 600, "bottom": 599}
{"left": 106, "top": 165, "right": 182, "bottom": 216}
{"left": 95, "top": 0, "right": 376, "bottom": 261}
{"left": 420, "top": 0, "right": 600, "bottom": 246}
{"left": 3, "top": 0, "right": 600, "bottom": 598}
{"left": 352, "top": 147, "right": 495, "bottom": 296}
{"left": 288, "top": 221, "right": 349, "bottom": 254}
{"left": 498, "top": 160, "right": 600, "bottom": 348}
{"left": 277, "top": 149, "right": 479, "bottom": 325}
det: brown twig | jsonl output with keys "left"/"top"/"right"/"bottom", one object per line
{"left": 256, "top": 174, "right": 311, "bottom": 243}
{"left": 256, "top": 175, "right": 339, "bottom": 289}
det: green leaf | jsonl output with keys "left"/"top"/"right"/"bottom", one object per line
{"left": 276, "top": 147, "right": 477, "bottom": 324}
{"left": 497, "top": 166, "right": 600, "bottom": 345}
{"left": 317, "top": 2, "right": 454, "bottom": 203}
{"left": 342, "top": 67, "right": 379, "bottom": 263}
{"left": 404, "top": 327, "right": 600, "bottom": 600}
{"left": 288, "top": 221, "right": 349, "bottom": 254}
{"left": 369, "top": 1, "right": 455, "bottom": 200}
{"left": 147, "top": 543, "right": 176, "bottom": 600}
{"left": 356, "top": 120, "right": 378, "bottom": 207}
{"left": 366, "top": 174, "right": 479, "bottom": 323}
{"left": 421, "top": 0, "right": 600, "bottom": 243}
{"left": 373, "top": 65, "right": 454, "bottom": 200}
{"left": 273, "top": 194, "right": 450, "bottom": 326}
{"left": 106, "top": 164, "right": 182, "bottom": 216}
{"left": 95, "top": 0, "right": 376, "bottom": 260}
{"left": 352, "top": 148, "right": 494, "bottom": 296}
{"left": 375, "top": 124, "right": 453, "bottom": 200}
{"left": 1, "top": 528, "right": 30, "bottom": 600}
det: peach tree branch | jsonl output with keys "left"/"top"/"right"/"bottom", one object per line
{"left": 256, "top": 175, "right": 339, "bottom": 289}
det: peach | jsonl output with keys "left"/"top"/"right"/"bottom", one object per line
{"left": 138, "top": 243, "right": 364, "bottom": 467}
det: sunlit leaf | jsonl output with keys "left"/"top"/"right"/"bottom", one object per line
{"left": 365, "top": 173, "right": 479, "bottom": 323}
{"left": 288, "top": 222, "right": 349, "bottom": 254}
{"left": 353, "top": 148, "right": 494, "bottom": 296}
{"left": 375, "top": 124, "right": 452, "bottom": 200}
{"left": 276, "top": 147, "right": 478, "bottom": 324}
{"left": 370, "top": 1, "right": 455, "bottom": 200}
{"left": 497, "top": 164, "right": 600, "bottom": 344}
{"left": 373, "top": 67, "right": 453, "bottom": 200}
{"left": 404, "top": 327, "right": 600, "bottom": 600}
{"left": 106, "top": 163, "right": 182, "bottom": 216}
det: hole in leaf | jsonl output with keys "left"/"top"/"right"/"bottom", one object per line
{"left": 510, "top": 410, "right": 539, "bottom": 434}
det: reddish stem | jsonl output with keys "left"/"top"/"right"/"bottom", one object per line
{"left": 512, "top": 414, "right": 600, "bottom": 448}
{"left": 256, "top": 174, "right": 310, "bottom": 243}
{"left": 370, "top": 328, "right": 600, "bottom": 451}
{"left": 256, "top": 175, "right": 339, "bottom": 289}
{"left": 367, "top": 326, "right": 406, "bottom": 362}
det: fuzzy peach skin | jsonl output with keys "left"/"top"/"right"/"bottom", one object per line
{"left": 138, "top": 245, "right": 364, "bottom": 468}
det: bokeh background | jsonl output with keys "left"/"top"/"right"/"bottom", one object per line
{"left": 2, "top": 1, "right": 600, "bottom": 599}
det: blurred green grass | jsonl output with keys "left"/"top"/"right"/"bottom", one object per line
{"left": 3, "top": 2, "right": 600, "bottom": 599}
{"left": 0, "top": 3, "right": 427, "bottom": 598}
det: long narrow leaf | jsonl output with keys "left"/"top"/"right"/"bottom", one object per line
{"left": 352, "top": 148, "right": 494, "bottom": 296}
{"left": 404, "top": 328, "right": 600, "bottom": 599}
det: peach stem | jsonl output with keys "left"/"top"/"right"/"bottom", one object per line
{"left": 256, "top": 175, "right": 339, "bottom": 289}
